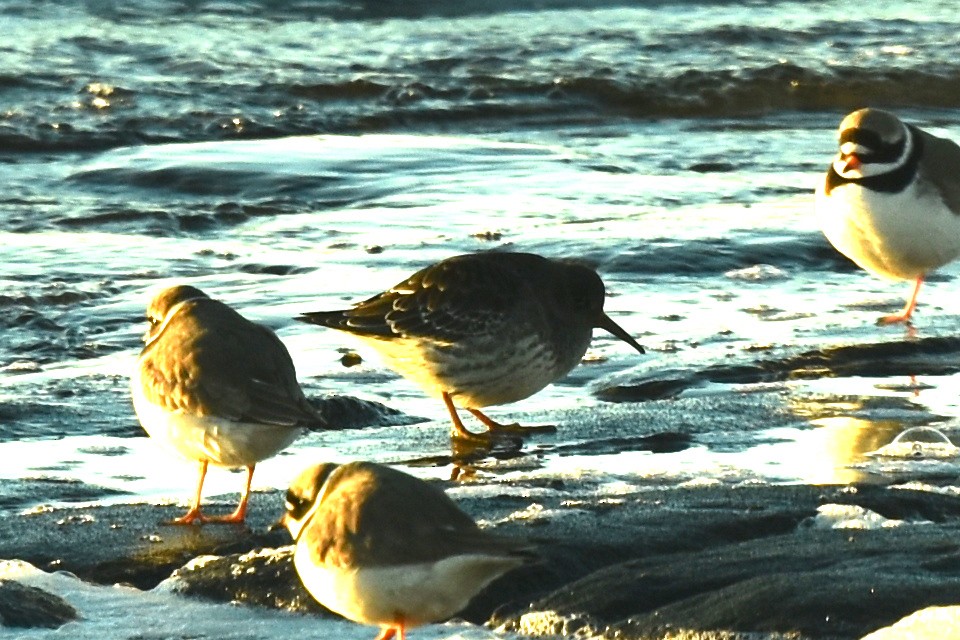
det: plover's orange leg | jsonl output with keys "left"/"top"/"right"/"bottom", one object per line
{"left": 467, "top": 408, "right": 557, "bottom": 435}
{"left": 878, "top": 276, "right": 923, "bottom": 325}
{"left": 169, "top": 462, "right": 254, "bottom": 525}
{"left": 374, "top": 622, "right": 404, "bottom": 640}
{"left": 170, "top": 460, "right": 210, "bottom": 525}
{"left": 171, "top": 506, "right": 208, "bottom": 525}
{"left": 203, "top": 464, "right": 255, "bottom": 524}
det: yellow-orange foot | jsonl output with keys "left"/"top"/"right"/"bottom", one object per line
{"left": 878, "top": 277, "right": 922, "bottom": 326}
{"left": 468, "top": 408, "right": 557, "bottom": 435}
{"left": 487, "top": 421, "right": 558, "bottom": 435}
{"left": 876, "top": 312, "right": 914, "bottom": 326}
{"left": 167, "top": 506, "right": 247, "bottom": 526}
{"left": 375, "top": 623, "right": 404, "bottom": 640}
{"left": 199, "top": 512, "right": 248, "bottom": 525}
{"left": 168, "top": 507, "right": 208, "bottom": 526}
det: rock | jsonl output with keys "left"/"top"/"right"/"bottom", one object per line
{"left": 861, "top": 606, "right": 960, "bottom": 640}
{"left": 0, "top": 579, "right": 78, "bottom": 629}
{"left": 0, "top": 495, "right": 290, "bottom": 590}
{"left": 308, "top": 394, "right": 424, "bottom": 430}
{"left": 493, "top": 496, "right": 960, "bottom": 639}
{"left": 3, "top": 468, "right": 960, "bottom": 639}
{"left": 597, "top": 335, "right": 960, "bottom": 402}
{"left": 156, "top": 546, "right": 327, "bottom": 615}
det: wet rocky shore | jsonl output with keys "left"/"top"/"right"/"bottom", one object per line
{"left": 3, "top": 470, "right": 960, "bottom": 638}
{"left": 4, "top": 337, "right": 960, "bottom": 638}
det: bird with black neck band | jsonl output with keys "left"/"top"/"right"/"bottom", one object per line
{"left": 816, "top": 108, "right": 960, "bottom": 325}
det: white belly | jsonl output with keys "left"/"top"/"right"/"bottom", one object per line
{"left": 362, "top": 333, "right": 580, "bottom": 409}
{"left": 816, "top": 180, "right": 960, "bottom": 281}
{"left": 293, "top": 545, "right": 522, "bottom": 628}
{"left": 130, "top": 374, "right": 302, "bottom": 468}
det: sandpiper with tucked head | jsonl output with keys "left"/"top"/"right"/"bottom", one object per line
{"left": 279, "top": 460, "right": 532, "bottom": 640}
{"left": 816, "top": 108, "right": 960, "bottom": 325}
{"left": 297, "top": 252, "right": 645, "bottom": 440}
{"left": 132, "top": 285, "right": 324, "bottom": 525}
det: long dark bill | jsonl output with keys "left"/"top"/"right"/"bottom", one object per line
{"left": 596, "top": 313, "right": 645, "bottom": 354}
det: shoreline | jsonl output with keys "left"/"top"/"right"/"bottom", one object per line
{"left": 3, "top": 330, "right": 960, "bottom": 638}
{"left": 4, "top": 465, "right": 960, "bottom": 638}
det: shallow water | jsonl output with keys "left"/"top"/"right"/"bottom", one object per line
{"left": 5, "top": 0, "right": 960, "bottom": 495}
{"left": 2, "top": 558, "right": 529, "bottom": 640}
{"left": 3, "top": 1, "right": 960, "bottom": 635}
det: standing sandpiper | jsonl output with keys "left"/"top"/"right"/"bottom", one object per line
{"left": 297, "top": 252, "right": 644, "bottom": 440}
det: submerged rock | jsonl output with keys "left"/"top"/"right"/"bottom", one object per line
{"left": 597, "top": 335, "right": 960, "bottom": 402}
{"left": 308, "top": 393, "right": 424, "bottom": 430}
{"left": 0, "top": 579, "right": 78, "bottom": 629}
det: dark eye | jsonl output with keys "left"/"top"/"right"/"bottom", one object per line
{"left": 566, "top": 285, "right": 601, "bottom": 313}
{"left": 284, "top": 490, "right": 310, "bottom": 520}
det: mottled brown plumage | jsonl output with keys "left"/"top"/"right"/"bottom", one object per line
{"left": 138, "top": 285, "right": 319, "bottom": 425}
{"left": 285, "top": 461, "right": 529, "bottom": 568}
{"left": 132, "top": 285, "right": 322, "bottom": 525}
{"left": 281, "top": 461, "right": 532, "bottom": 640}
{"left": 298, "top": 252, "right": 644, "bottom": 439}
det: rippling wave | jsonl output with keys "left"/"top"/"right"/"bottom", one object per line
{"left": 7, "top": 65, "right": 960, "bottom": 153}
{"left": 2, "top": 0, "right": 957, "bottom": 151}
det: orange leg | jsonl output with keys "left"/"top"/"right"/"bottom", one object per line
{"left": 443, "top": 392, "right": 556, "bottom": 440}
{"left": 442, "top": 391, "right": 486, "bottom": 440}
{"left": 374, "top": 622, "right": 404, "bottom": 640}
{"left": 878, "top": 276, "right": 923, "bottom": 325}
{"left": 203, "top": 464, "right": 255, "bottom": 524}
{"left": 170, "top": 460, "right": 209, "bottom": 525}
{"left": 169, "top": 462, "right": 255, "bottom": 526}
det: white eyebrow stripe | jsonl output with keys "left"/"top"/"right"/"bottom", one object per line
{"left": 840, "top": 141, "right": 866, "bottom": 155}
{"left": 143, "top": 300, "right": 191, "bottom": 349}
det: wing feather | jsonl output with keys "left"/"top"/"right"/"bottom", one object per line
{"left": 138, "top": 299, "right": 322, "bottom": 428}
{"left": 309, "top": 462, "right": 532, "bottom": 568}
{"left": 917, "top": 128, "right": 960, "bottom": 215}
{"left": 298, "top": 254, "right": 541, "bottom": 343}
